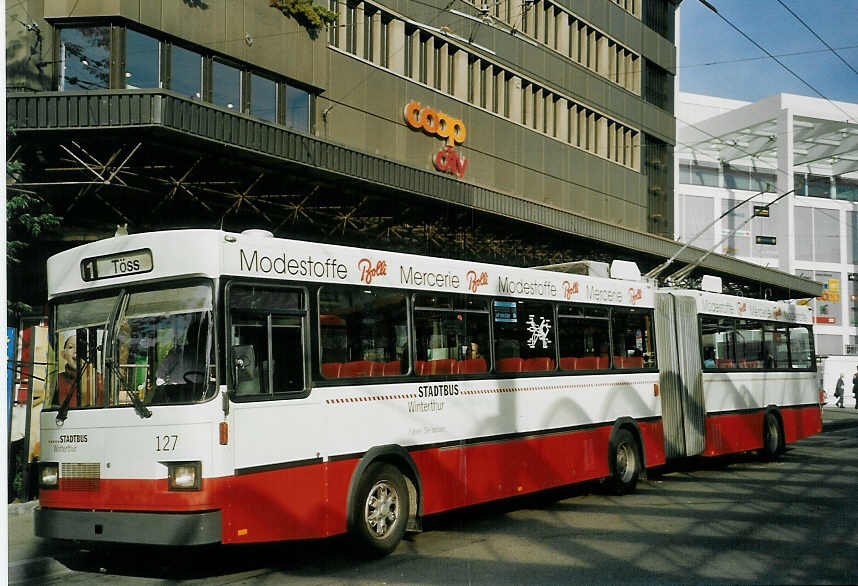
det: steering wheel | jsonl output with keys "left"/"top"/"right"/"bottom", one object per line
{"left": 183, "top": 370, "right": 206, "bottom": 384}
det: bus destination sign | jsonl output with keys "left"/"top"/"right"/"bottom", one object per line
{"left": 81, "top": 249, "right": 153, "bottom": 282}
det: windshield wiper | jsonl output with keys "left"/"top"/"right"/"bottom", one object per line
{"left": 56, "top": 356, "right": 92, "bottom": 425}
{"left": 105, "top": 358, "right": 152, "bottom": 419}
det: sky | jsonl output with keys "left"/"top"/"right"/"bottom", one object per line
{"left": 679, "top": 0, "right": 858, "bottom": 104}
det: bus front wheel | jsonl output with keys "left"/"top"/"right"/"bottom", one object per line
{"left": 607, "top": 428, "right": 640, "bottom": 495}
{"left": 351, "top": 462, "right": 409, "bottom": 556}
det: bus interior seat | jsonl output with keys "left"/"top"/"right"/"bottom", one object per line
{"left": 558, "top": 356, "right": 577, "bottom": 370}
{"left": 321, "top": 362, "right": 342, "bottom": 378}
{"left": 340, "top": 360, "right": 378, "bottom": 377}
{"left": 457, "top": 358, "right": 487, "bottom": 374}
{"left": 524, "top": 357, "right": 555, "bottom": 371}
{"left": 496, "top": 357, "right": 524, "bottom": 372}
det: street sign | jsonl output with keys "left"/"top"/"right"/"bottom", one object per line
{"left": 755, "top": 236, "right": 777, "bottom": 245}
{"left": 753, "top": 205, "right": 770, "bottom": 217}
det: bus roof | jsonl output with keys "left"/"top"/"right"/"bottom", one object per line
{"left": 669, "top": 288, "right": 813, "bottom": 325}
{"left": 47, "top": 229, "right": 654, "bottom": 308}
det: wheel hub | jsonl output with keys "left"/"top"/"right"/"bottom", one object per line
{"left": 365, "top": 480, "right": 399, "bottom": 538}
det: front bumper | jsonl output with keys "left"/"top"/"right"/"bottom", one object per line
{"left": 35, "top": 507, "right": 222, "bottom": 545}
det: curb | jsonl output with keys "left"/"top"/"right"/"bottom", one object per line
{"left": 8, "top": 500, "right": 38, "bottom": 516}
{"left": 824, "top": 419, "right": 858, "bottom": 432}
{"left": 8, "top": 555, "right": 72, "bottom": 585}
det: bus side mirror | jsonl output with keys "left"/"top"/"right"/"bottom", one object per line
{"left": 232, "top": 344, "right": 260, "bottom": 395}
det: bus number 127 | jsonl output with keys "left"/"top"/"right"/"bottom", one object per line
{"left": 155, "top": 434, "right": 178, "bottom": 452}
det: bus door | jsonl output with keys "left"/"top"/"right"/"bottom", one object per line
{"left": 226, "top": 283, "right": 323, "bottom": 538}
{"left": 654, "top": 292, "right": 706, "bottom": 459}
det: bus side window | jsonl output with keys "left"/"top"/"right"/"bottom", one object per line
{"left": 228, "top": 284, "right": 306, "bottom": 397}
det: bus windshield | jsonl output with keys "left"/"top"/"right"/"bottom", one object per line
{"left": 49, "top": 283, "right": 216, "bottom": 409}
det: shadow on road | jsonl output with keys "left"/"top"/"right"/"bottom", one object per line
{"left": 43, "top": 424, "right": 858, "bottom": 584}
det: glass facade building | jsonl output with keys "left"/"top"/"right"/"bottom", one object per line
{"left": 676, "top": 92, "right": 858, "bottom": 356}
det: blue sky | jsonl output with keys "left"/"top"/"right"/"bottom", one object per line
{"left": 679, "top": 0, "right": 858, "bottom": 103}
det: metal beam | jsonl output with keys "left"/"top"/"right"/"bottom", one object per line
{"left": 7, "top": 90, "right": 824, "bottom": 299}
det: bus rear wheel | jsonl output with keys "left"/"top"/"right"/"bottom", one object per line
{"left": 607, "top": 428, "right": 640, "bottom": 495}
{"left": 761, "top": 412, "right": 783, "bottom": 461}
{"left": 351, "top": 462, "right": 409, "bottom": 556}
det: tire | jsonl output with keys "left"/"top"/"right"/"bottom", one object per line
{"left": 761, "top": 412, "right": 783, "bottom": 461}
{"left": 351, "top": 462, "right": 409, "bottom": 556}
{"left": 607, "top": 428, "right": 640, "bottom": 495}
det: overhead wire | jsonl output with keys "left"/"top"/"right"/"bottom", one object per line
{"left": 774, "top": 0, "right": 858, "bottom": 80}
{"left": 679, "top": 44, "right": 858, "bottom": 69}
{"left": 697, "top": 0, "right": 858, "bottom": 124}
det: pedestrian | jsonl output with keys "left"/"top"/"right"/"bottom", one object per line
{"left": 853, "top": 366, "right": 858, "bottom": 409}
{"left": 834, "top": 373, "right": 845, "bottom": 408}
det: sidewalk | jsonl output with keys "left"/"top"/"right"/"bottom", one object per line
{"left": 822, "top": 398, "right": 858, "bottom": 431}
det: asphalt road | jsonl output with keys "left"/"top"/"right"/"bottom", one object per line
{"left": 9, "top": 408, "right": 858, "bottom": 585}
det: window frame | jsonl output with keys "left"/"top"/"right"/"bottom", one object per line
{"left": 316, "top": 284, "right": 411, "bottom": 382}
{"left": 698, "top": 314, "right": 816, "bottom": 372}
{"left": 413, "top": 293, "right": 492, "bottom": 376}
{"left": 225, "top": 280, "right": 311, "bottom": 401}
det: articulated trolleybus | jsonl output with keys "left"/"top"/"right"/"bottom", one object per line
{"left": 37, "top": 229, "right": 821, "bottom": 553}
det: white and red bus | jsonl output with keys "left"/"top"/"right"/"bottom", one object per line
{"left": 36, "top": 229, "right": 820, "bottom": 554}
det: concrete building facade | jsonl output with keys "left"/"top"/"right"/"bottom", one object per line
{"left": 6, "top": 1, "right": 821, "bottom": 312}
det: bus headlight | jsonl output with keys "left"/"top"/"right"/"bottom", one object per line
{"left": 167, "top": 461, "right": 201, "bottom": 491}
{"left": 40, "top": 463, "right": 59, "bottom": 489}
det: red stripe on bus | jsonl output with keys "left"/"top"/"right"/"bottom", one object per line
{"left": 702, "top": 405, "right": 821, "bottom": 457}
{"left": 40, "top": 420, "right": 667, "bottom": 544}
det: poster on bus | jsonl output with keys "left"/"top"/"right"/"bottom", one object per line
{"left": 11, "top": 320, "right": 48, "bottom": 463}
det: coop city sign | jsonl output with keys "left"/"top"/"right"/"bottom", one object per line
{"left": 404, "top": 100, "right": 468, "bottom": 179}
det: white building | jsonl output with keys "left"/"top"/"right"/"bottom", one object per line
{"left": 675, "top": 92, "right": 858, "bottom": 357}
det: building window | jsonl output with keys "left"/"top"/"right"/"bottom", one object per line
{"left": 813, "top": 208, "right": 840, "bottom": 263}
{"left": 836, "top": 177, "right": 858, "bottom": 201}
{"left": 404, "top": 26, "right": 414, "bottom": 78}
{"left": 329, "top": 0, "right": 339, "bottom": 46}
{"left": 848, "top": 211, "right": 858, "bottom": 264}
{"left": 345, "top": 1, "right": 357, "bottom": 54}
{"left": 690, "top": 161, "right": 720, "bottom": 187}
{"left": 806, "top": 174, "right": 831, "bottom": 198}
{"left": 418, "top": 33, "right": 429, "bottom": 84}
{"left": 285, "top": 85, "right": 311, "bottom": 133}
{"left": 212, "top": 60, "right": 241, "bottom": 110}
{"left": 680, "top": 194, "right": 715, "bottom": 248}
{"left": 816, "top": 334, "right": 843, "bottom": 356}
{"left": 380, "top": 14, "right": 390, "bottom": 68}
{"left": 849, "top": 277, "right": 857, "bottom": 327}
{"left": 447, "top": 49, "right": 455, "bottom": 94}
{"left": 249, "top": 73, "right": 277, "bottom": 123}
{"left": 480, "top": 62, "right": 489, "bottom": 108}
{"left": 170, "top": 45, "right": 203, "bottom": 98}
{"left": 365, "top": 6, "right": 374, "bottom": 61}
{"left": 433, "top": 41, "right": 442, "bottom": 89}
{"left": 643, "top": 0, "right": 675, "bottom": 42}
{"left": 124, "top": 29, "right": 159, "bottom": 89}
{"left": 644, "top": 134, "right": 672, "bottom": 236}
{"left": 750, "top": 167, "right": 777, "bottom": 192}
{"left": 59, "top": 26, "right": 110, "bottom": 90}
{"left": 794, "top": 207, "right": 841, "bottom": 263}
{"left": 721, "top": 198, "right": 750, "bottom": 257}
{"left": 723, "top": 164, "right": 751, "bottom": 191}
{"left": 643, "top": 59, "right": 673, "bottom": 111}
